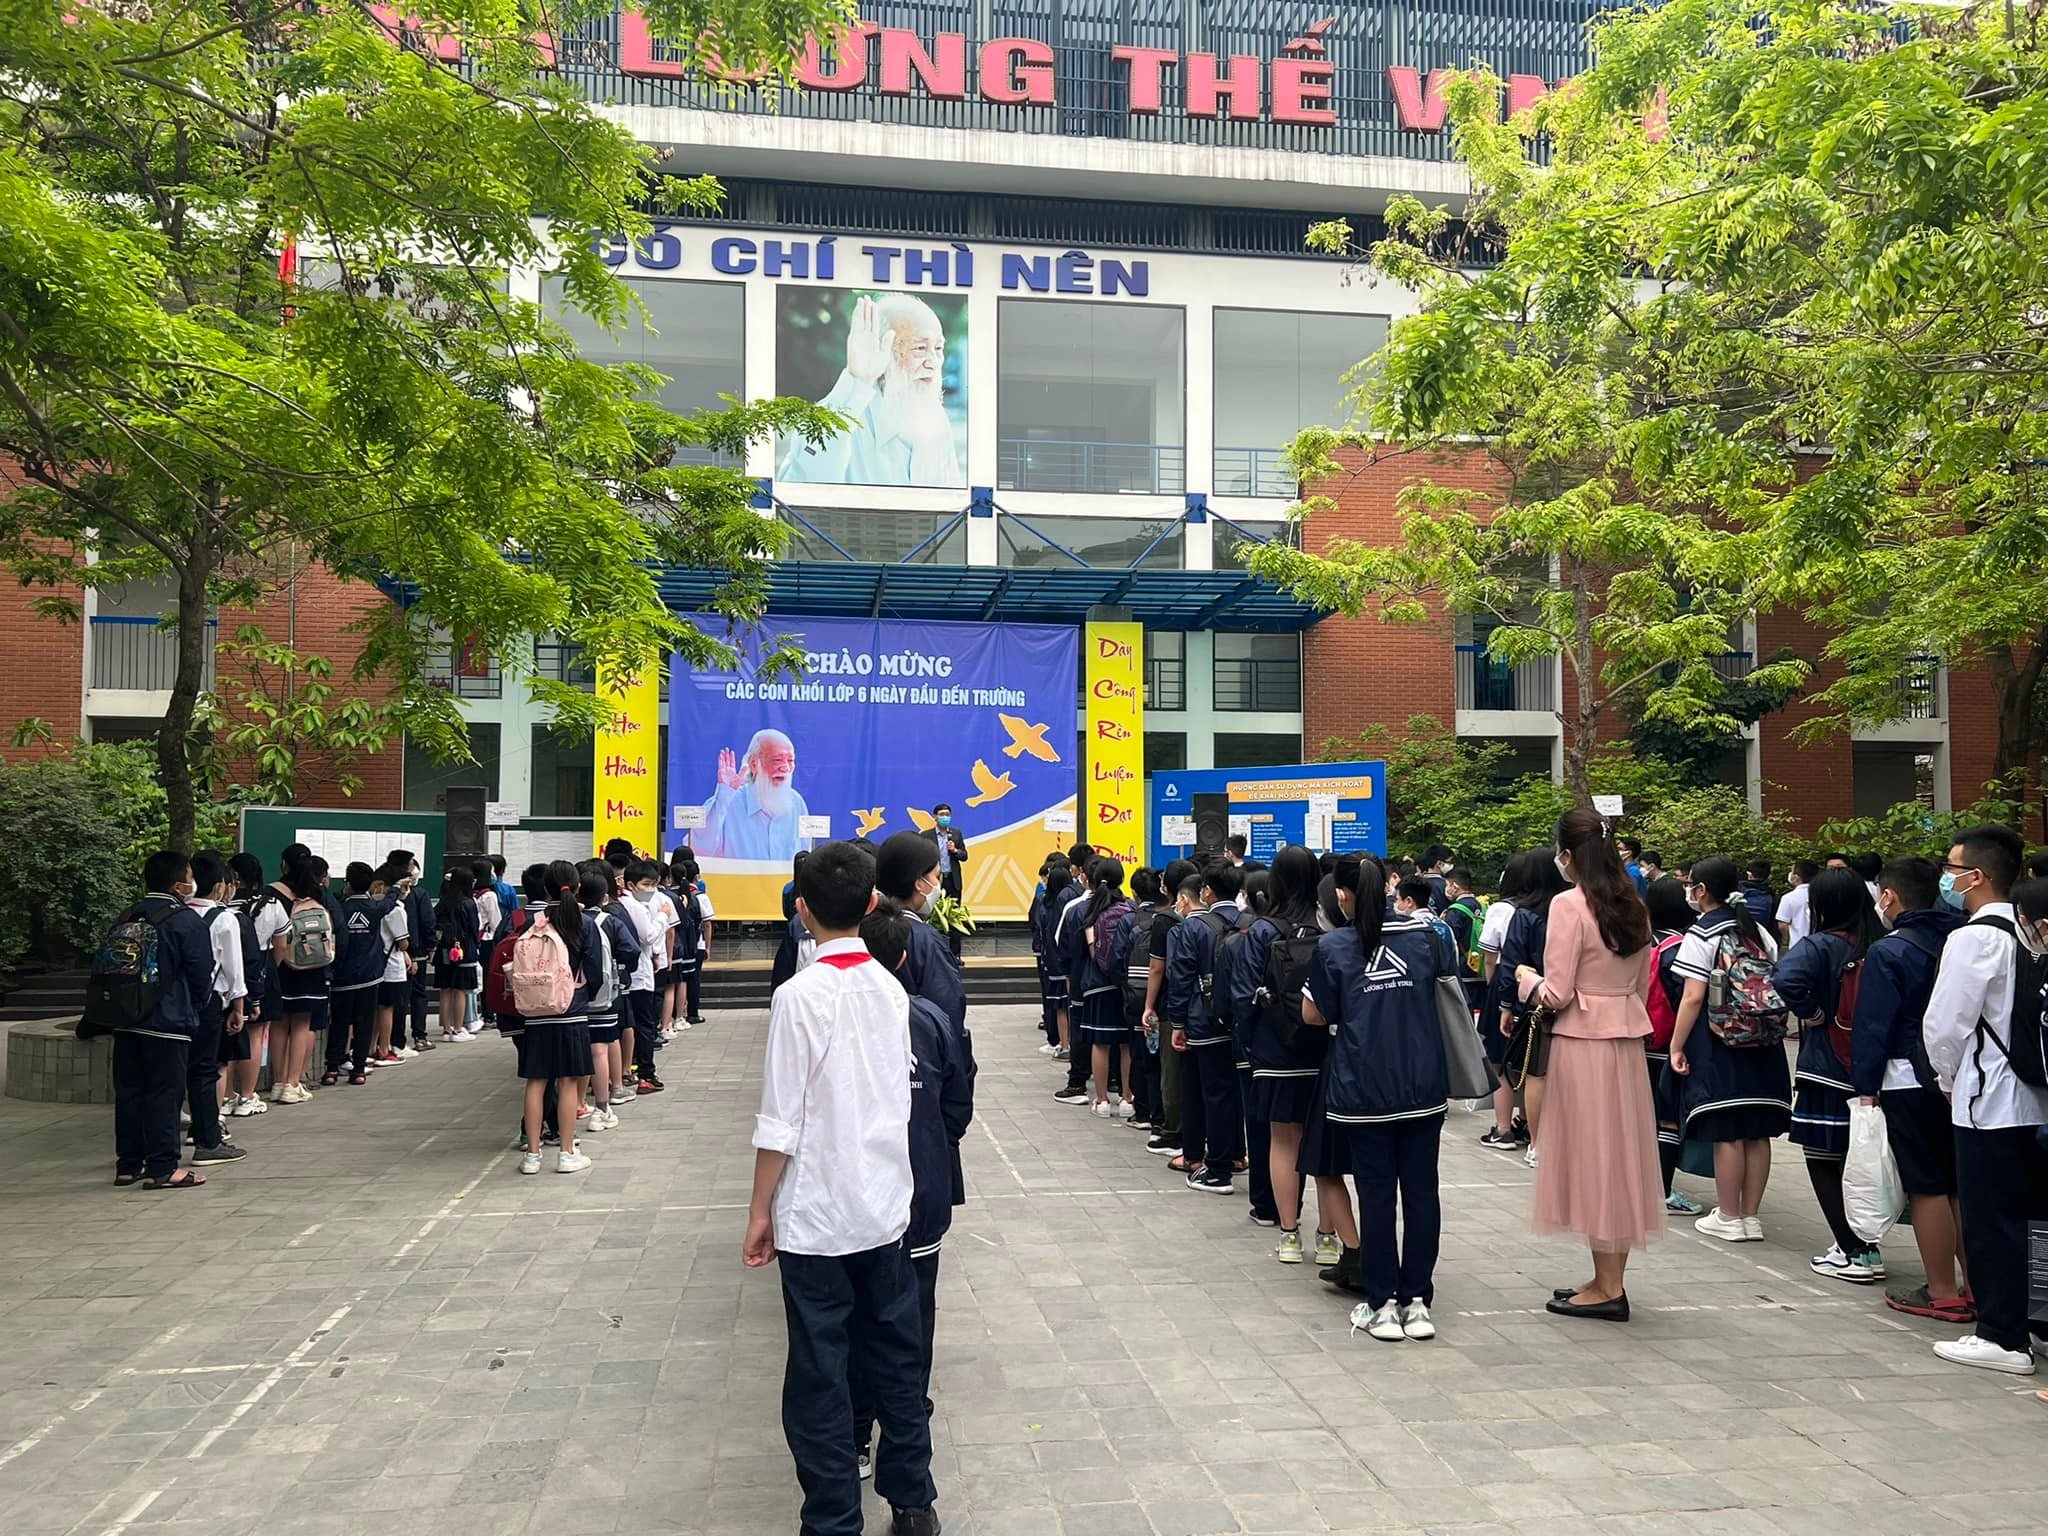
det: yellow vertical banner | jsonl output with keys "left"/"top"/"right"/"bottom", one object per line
{"left": 1084, "top": 621, "right": 1145, "bottom": 867}
{"left": 594, "top": 667, "right": 660, "bottom": 856}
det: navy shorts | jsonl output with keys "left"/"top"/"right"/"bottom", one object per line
{"left": 1881, "top": 1085, "right": 1957, "bottom": 1197}
{"left": 378, "top": 979, "right": 411, "bottom": 1009}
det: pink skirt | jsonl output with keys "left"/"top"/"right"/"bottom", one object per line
{"left": 1533, "top": 1033, "right": 1667, "bottom": 1253}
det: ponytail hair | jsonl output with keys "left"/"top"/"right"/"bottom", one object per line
{"left": 1692, "top": 855, "right": 1761, "bottom": 945}
{"left": 1346, "top": 854, "right": 1387, "bottom": 958}
{"left": 542, "top": 859, "right": 586, "bottom": 961}
{"left": 1081, "top": 857, "right": 1126, "bottom": 928}
{"left": 1556, "top": 807, "right": 1651, "bottom": 955}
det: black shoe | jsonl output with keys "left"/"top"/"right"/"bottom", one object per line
{"left": 856, "top": 1442, "right": 873, "bottom": 1481}
{"left": 190, "top": 1142, "right": 247, "bottom": 1165}
{"left": 1187, "top": 1171, "right": 1232, "bottom": 1195}
{"left": 890, "top": 1506, "right": 940, "bottom": 1536}
{"left": 685, "top": 1014, "right": 706, "bottom": 1025}
{"left": 1320, "top": 1246, "right": 1366, "bottom": 1294}
{"left": 1479, "top": 1128, "right": 1519, "bottom": 1151}
{"left": 1248, "top": 1210, "right": 1279, "bottom": 1228}
{"left": 1052, "top": 1086, "right": 1090, "bottom": 1105}
{"left": 1546, "top": 1291, "right": 1630, "bottom": 1322}
{"left": 1511, "top": 1115, "right": 1532, "bottom": 1143}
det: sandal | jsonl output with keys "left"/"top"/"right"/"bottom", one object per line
{"left": 1167, "top": 1156, "right": 1202, "bottom": 1174}
{"left": 348, "top": 1071, "right": 367, "bottom": 1086}
{"left": 141, "top": 1171, "right": 206, "bottom": 1190}
{"left": 320, "top": 1071, "right": 340, "bottom": 1087}
{"left": 114, "top": 1172, "right": 140, "bottom": 1186}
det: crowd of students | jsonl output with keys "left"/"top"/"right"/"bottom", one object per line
{"left": 89, "top": 837, "right": 714, "bottom": 1188}
{"left": 1024, "top": 822, "right": 2048, "bottom": 1375}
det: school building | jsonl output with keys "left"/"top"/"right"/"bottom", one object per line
{"left": 0, "top": 0, "right": 2004, "bottom": 836}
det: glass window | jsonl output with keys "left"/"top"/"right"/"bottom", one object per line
{"left": 998, "top": 300, "right": 1185, "bottom": 494}
{"left": 1145, "top": 731, "right": 1187, "bottom": 776}
{"left": 1145, "top": 631, "right": 1186, "bottom": 712}
{"left": 1215, "top": 519, "right": 1299, "bottom": 572}
{"left": 543, "top": 276, "right": 744, "bottom": 463}
{"left": 1213, "top": 633, "right": 1302, "bottom": 712}
{"left": 782, "top": 508, "right": 966, "bottom": 565}
{"left": 531, "top": 725, "right": 594, "bottom": 818}
{"left": 1214, "top": 310, "right": 1387, "bottom": 497}
{"left": 998, "top": 513, "right": 1183, "bottom": 570}
{"left": 404, "top": 724, "right": 501, "bottom": 813}
{"left": 1213, "top": 731, "right": 1302, "bottom": 769}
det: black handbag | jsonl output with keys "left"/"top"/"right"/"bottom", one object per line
{"left": 1500, "top": 1001, "right": 1557, "bottom": 1092}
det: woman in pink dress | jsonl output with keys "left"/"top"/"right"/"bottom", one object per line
{"left": 1515, "top": 807, "right": 1664, "bottom": 1321}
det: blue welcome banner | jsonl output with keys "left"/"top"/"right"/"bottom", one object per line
{"left": 667, "top": 615, "right": 1078, "bottom": 919}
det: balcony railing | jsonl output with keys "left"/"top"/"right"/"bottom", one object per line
{"left": 424, "top": 643, "right": 502, "bottom": 700}
{"left": 1214, "top": 656, "right": 1302, "bottom": 713}
{"left": 1456, "top": 644, "right": 1559, "bottom": 714}
{"left": 997, "top": 438, "right": 1186, "bottom": 495}
{"left": 88, "top": 615, "right": 217, "bottom": 692}
{"left": 1213, "top": 446, "right": 1296, "bottom": 500}
{"left": 1895, "top": 655, "right": 1944, "bottom": 721}
{"left": 534, "top": 641, "right": 595, "bottom": 690}
{"left": 1710, "top": 650, "right": 1753, "bottom": 685}
{"left": 1146, "top": 653, "right": 1186, "bottom": 712}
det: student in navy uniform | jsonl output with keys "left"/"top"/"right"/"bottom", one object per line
{"left": 1140, "top": 857, "right": 1197, "bottom": 1157}
{"left": 578, "top": 862, "right": 640, "bottom": 1125}
{"left": 184, "top": 850, "right": 248, "bottom": 1167}
{"left": 1062, "top": 856, "right": 1135, "bottom": 1120}
{"left": 850, "top": 904, "right": 976, "bottom": 1481}
{"left": 272, "top": 855, "right": 335, "bottom": 1104}
{"left": 1852, "top": 856, "right": 1968, "bottom": 1321}
{"left": 1118, "top": 868, "right": 1167, "bottom": 1133}
{"left": 1308, "top": 868, "right": 1367, "bottom": 1288}
{"left": 1230, "top": 846, "right": 1325, "bottom": 1264}
{"left": 1166, "top": 863, "right": 1245, "bottom": 1196}
{"left": 874, "top": 832, "right": 968, "bottom": 1038}
{"left": 109, "top": 851, "right": 217, "bottom": 1188}
{"left": 388, "top": 848, "right": 438, "bottom": 1052}
{"left": 327, "top": 862, "right": 396, "bottom": 1085}
{"left": 1303, "top": 853, "right": 1451, "bottom": 1342}
{"left": 225, "top": 852, "right": 281, "bottom": 1118}
{"left": 1667, "top": 856, "right": 1790, "bottom": 1243}
{"left": 434, "top": 866, "right": 482, "bottom": 1041}
{"left": 1775, "top": 867, "right": 1888, "bottom": 1285}
{"left": 515, "top": 860, "right": 604, "bottom": 1176}
{"left": 1032, "top": 856, "right": 1076, "bottom": 1058}
{"left": 1740, "top": 859, "right": 1777, "bottom": 928}
{"left": 743, "top": 842, "right": 940, "bottom": 1536}
{"left": 1642, "top": 875, "right": 1700, "bottom": 1213}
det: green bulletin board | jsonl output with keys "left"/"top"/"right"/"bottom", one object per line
{"left": 236, "top": 807, "right": 597, "bottom": 883}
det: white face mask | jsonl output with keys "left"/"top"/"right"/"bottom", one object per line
{"left": 630, "top": 887, "right": 655, "bottom": 903}
{"left": 1554, "top": 854, "right": 1571, "bottom": 881}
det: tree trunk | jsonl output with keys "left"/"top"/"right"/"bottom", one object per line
{"left": 158, "top": 509, "right": 214, "bottom": 855}
{"left": 1984, "top": 627, "right": 2047, "bottom": 806}
{"left": 1564, "top": 558, "right": 1597, "bottom": 809}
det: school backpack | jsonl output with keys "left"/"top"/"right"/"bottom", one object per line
{"left": 1088, "top": 896, "right": 1134, "bottom": 977}
{"left": 484, "top": 907, "right": 533, "bottom": 1018}
{"left": 1968, "top": 916, "right": 2048, "bottom": 1090}
{"left": 507, "top": 915, "right": 576, "bottom": 1017}
{"left": 1705, "top": 927, "right": 1790, "bottom": 1048}
{"left": 1257, "top": 921, "right": 1325, "bottom": 1052}
{"left": 1198, "top": 907, "right": 1249, "bottom": 1004}
{"left": 1448, "top": 895, "right": 1487, "bottom": 976}
{"left": 587, "top": 912, "right": 619, "bottom": 1012}
{"left": 231, "top": 891, "right": 276, "bottom": 996}
{"left": 1645, "top": 932, "right": 1685, "bottom": 1050}
{"left": 1819, "top": 936, "right": 1866, "bottom": 1072}
{"left": 81, "top": 904, "right": 173, "bottom": 1037}
{"left": 673, "top": 888, "right": 703, "bottom": 959}
{"left": 283, "top": 896, "right": 335, "bottom": 971}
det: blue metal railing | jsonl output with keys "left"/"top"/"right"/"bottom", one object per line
{"left": 1456, "top": 644, "right": 1558, "bottom": 713}
{"left": 87, "top": 615, "right": 217, "bottom": 691}
{"left": 1213, "top": 446, "right": 1295, "bottom": 499}
{"left": 998, "top": 438, "right": 1186, "bottom": 496}
{"left": 1214, "top": 655, "right": 1302, "bottom": 712}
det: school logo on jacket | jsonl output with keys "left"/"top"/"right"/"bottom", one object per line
{"left": 346, "top": 910, "right": 374, "bottom": 933}
{"left": 1362, "top": 945, "right": 1409, "bottom": 984}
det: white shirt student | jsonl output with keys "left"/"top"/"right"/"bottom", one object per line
{"left": 1924, "top": 900, "right": 2048, "bottom": 1130}
{"left": 1775, "top": 881, "right": 1811, "bottom": 947}
{"left": 189, "top": 894, "right": 248, "bottom": 1019}
{"left": 476, "top": 885, "right": 501, "bottom": 938}
{"left": 748, "top": 935, "right": 913, "bottom": 1257}
{"left": 625, "top": 890, "right": 672, "bottom": 993}
{"left": 379, "top": 902, "right": 411, "bottom": 987}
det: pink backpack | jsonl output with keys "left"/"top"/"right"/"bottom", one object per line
{"left": 508, "top": 916, "right": 576, "bottom": 1017}
{"left": 1646, "top": 933, "right": 1684, "bottom": 1049}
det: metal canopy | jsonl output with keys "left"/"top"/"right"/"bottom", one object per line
{"left": 649, "top": 560, "right": 1326, "bottom": 632}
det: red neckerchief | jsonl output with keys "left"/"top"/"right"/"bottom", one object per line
{"left": 816, "top": 952, "right": 871, "bottom": 971}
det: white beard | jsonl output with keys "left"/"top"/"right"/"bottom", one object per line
{"left": 754, "top": 777, "right": 795, "bottom": 819}
{"left": 878, "top": 370, "right": 950, "bottom": 442}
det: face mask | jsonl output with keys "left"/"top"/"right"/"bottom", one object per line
{"left": 2028, "top": 921, "right": 2048, "bottom": 958}
{"left": 936, "top": 815, "right": 951, "bottom": 828}
{"left": 915, "top": 884, "right": 937, "bottom": 916}
{"left": 630, "top": 887, "right": 655, "bottom": 903}
{"left": 1554, "top": 855, "right": 1571, "bottom": 881}
{"left": 1937, "top": 872, "right": 1970, "bottom": 911}
{"left": 1685, "top": 889, "right": 1703, "bottom": 913}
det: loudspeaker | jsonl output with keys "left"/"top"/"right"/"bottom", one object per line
{"left": 1192, "top": 793, "right": 1230, "bottom": 858}
{"left": 444, "top": 785, "right": 488, "bottom": 861}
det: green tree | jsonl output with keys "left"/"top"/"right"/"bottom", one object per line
{"left": 193, "top": 626, "right": 400, "bottom": 808}
{"left": 0, "top": 0, "right": 852, "bottom": 850}
{"left": 1252, "top": 66, "right": 1805, "bottom": 808}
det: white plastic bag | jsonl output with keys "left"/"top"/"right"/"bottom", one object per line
{"left": 1843, "top": 1100, "right": 1906, "bottom": 1243}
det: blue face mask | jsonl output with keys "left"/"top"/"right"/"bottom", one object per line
{"left": 936, "top": 815, "right": 951, "bottom": 827}
{"left": 1937, "top": 871, "right": 1970, "bottom": 910}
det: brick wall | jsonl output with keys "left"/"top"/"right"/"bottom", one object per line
{"left": 0, "top": 571, "right": 85, "bottom": 763}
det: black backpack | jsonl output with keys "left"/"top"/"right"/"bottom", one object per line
{"left": 1196, "top": 907, "right": 1247, "bottom": 1004}
{"left": 232, "top": 891, "right": 277, "bottom": 997}
{"left": 1967, "top": 916, "right": 2048, "bottom": 1092}
{"left": 81, "top": 903, "right": 174, "bottom": 1038}
{"left": 1257, "top": 922, "right": 1326, "bottom": 1053}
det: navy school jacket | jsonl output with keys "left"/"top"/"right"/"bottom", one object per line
{"left": 1848, "top": 905, "right": 1963, "bottom": 1097}
{"left": 1165, "top": 900, "right": 1242, "bottom": 1045}
{"left": 334, "top": 892, "right": 400, "bottom": 990}
{"left": 1228, "top": 915, "right": 1325, "bottom": 1078}
{"left": 904, "top": 912, "right": 968, "bottom": 1036}
{"left": 119, "top": 893, "right": 216, "bottom": 1041}
{"left": 587, "top": 905, "right": 642, "bottom": 1018}
{"left": 907, "top": 992, "right": 976, "bottom": 1257}
{"left": 1306, "top": 914, "right": 1452, "bottom": 1125}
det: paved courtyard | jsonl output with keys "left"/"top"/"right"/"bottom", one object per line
{"left": 1, "top": 1002, "right": 2044, "bottom": 1536}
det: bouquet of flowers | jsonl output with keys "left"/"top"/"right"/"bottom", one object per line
{"left": 928, "top": 893, "right": 975, "bottom": 937}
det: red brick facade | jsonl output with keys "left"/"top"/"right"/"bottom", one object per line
{"left": 1300, "top": 446, "right": 2017, "bottom": 835}
{"left": 0, "top": 572, "right": 85, "bottom": 762}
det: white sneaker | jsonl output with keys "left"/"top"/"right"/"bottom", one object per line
{"left": 1116, "top": 1099, "right": 1137, "bottom": 1121}
{"left": 518, "top": 1152, "right": 542, "bottom": 1175}
{"left": 556, "top": 1150, "right": 591, "bottom": 1174}
{"left": 1522, "top": 1145, "right": 1539, "bottom": 1170}
{"left": 241, "top": 1094, "right": 268, "bottom": 1115}
{"left": 1695, "top": 1207, "right": 1748, "bottom": 1243}
{"left": 1092, "top": 1100, "right": 1113, "bottom": 1118}
{"left": 1352, "top": 1301, "right": 1406, "bottom": 1342}
{"left": 1038, "top": 1043, "right": 1060, "bottom": 1056}
{"left": 1742, "top": 1216, "right": 1765, "bottom": 1242}
{"left": 582, "top": 1110, "right": 606, "bottom": 1134}
{"left": 1933, "top": 1334, "right": 2036, "bottom": 1375}
{"left": 269, "top": 1084, "right": 291, "bottom": 1104}
{"left": 600, "top": 1109, "right": 619, "bottom": 1131}
{"left": 1401, "top": 1302, "right": 1436, "bottom": 1341}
